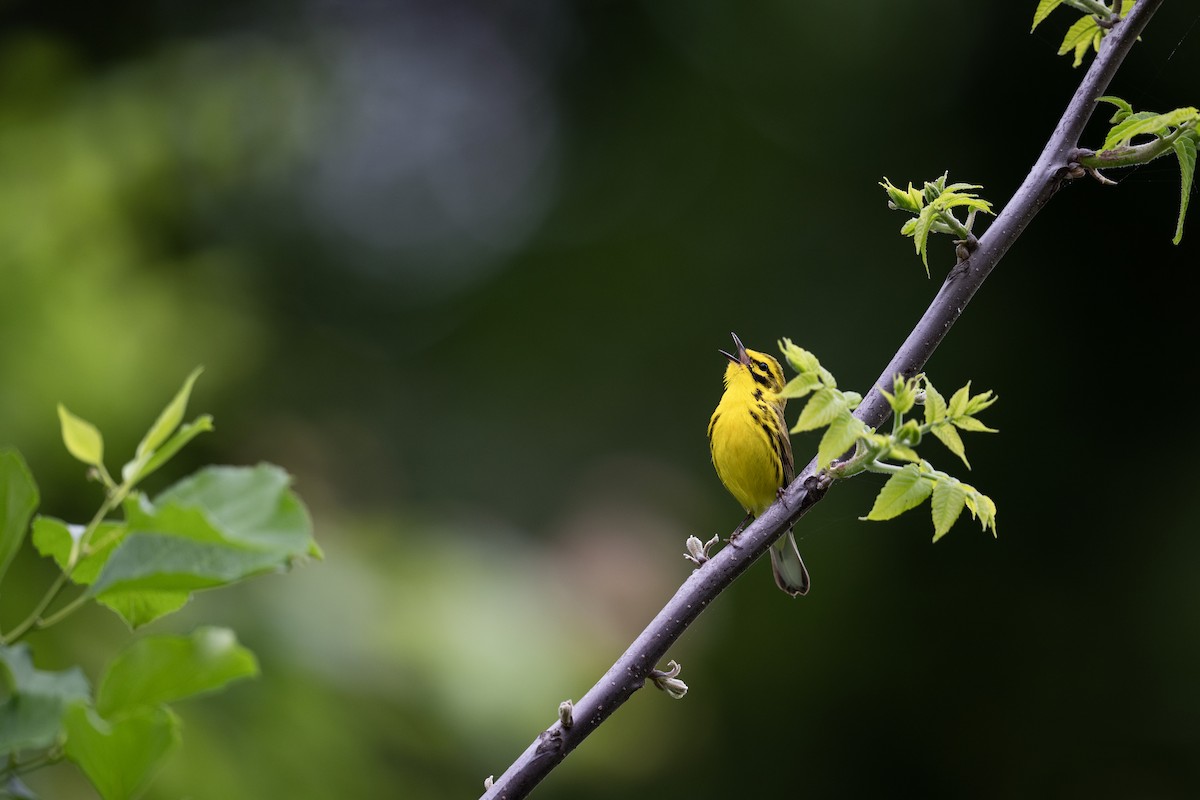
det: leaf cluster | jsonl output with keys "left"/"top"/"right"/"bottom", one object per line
{"left": 0, "top": 370, "right": 319, "bottom": 799}
{"left": 880, "top": 173, "right": 993, "bottom": 274}
{"left": 1032, "top": 0, "right": 1134, "bottom": 68}
{"left": 2, "top": 629, "right": 256, "bottom": 800}
{"left": 861, "top": 375, "right": 999, "bottom": 541}
{"left": 777, "top": 339, "right": 865, "bottom": 469}
{"left": 1088, "top": 97, "right": 1198, "bottom": 244}
{"left": 777, "top": 340, "right": 1000, "bottom": 542}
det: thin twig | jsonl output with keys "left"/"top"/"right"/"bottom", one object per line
{"left": 481, "top": 3, "right": 1163, "bottom": 797}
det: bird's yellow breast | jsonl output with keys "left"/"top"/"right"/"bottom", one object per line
{"left": 708, "top": 389, "right": 786, "bottom": 517}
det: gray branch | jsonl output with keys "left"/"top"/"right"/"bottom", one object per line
{"left": 482, "top": 2, "right": 1163, "bottom": 797}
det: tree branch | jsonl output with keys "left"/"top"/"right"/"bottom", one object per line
{"left": 481, "top": 2, "right": 1163, "bottom": 796}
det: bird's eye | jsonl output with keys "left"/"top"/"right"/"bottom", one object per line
{"left": 757, "top": 361, "right": 769, "bottom": 371}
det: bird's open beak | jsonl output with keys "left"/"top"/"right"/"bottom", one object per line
{"left": 719, "top": 332, "right": 751, "bottom": 365}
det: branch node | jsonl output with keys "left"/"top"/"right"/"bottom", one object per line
{"left": 953, "top": 233, "right": 980, "bottom": 264}
{"left": 1061, "top": 162, "right": 1088, "bottom": 182}
{"left": 534, "top": 727, "right": 564, "bottom": 759}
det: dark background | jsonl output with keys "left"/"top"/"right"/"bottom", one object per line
{"left": 2, "top": 1, "right": 1198, "bottom": 797}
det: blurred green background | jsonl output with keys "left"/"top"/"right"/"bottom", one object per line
{"left": 2, "top": 0, "right": 1198, "bottom": 797}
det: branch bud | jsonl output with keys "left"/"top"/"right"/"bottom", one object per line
{"left": 558, "top": 699, "right": 574, "bottom": 729}
{"left": 684, "top": 534, "right": 720, "bottom": 566}
{"left": 649, "top": 660, "right": 689, "bottom": 700}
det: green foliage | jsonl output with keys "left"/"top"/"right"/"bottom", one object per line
{"left": 96, "top": 627, "right": 258, "bottom": 716}
{"left": 63, "top": 702, "right": 180, "bottom": 800}
{"left": 1087, "top": 98, "right": 1199, "bottom": 243}
{"left": 92, "top": 465, "right": 315, "bottom": 628}
{"left": 0, "top": 645, "right": 90, "bottom": 753}
{"left": 1031, "top": 0, "right": 1134, "bottom": 67}
{"left": 1174, "top": 137, "right": 1196, "bottom": 245}
{"left": 124, "top": 367, "right": 204, "bottom": 484}
{"left": 880, "top": 173, "right": 993, "bottom": 274}
{"left": 0, "top": 451, "right": 39, "bottom": 586}
{"left": 777, "top": 345, "right": 1000, "bottom": 542}
{"left": 53, "top": 627, "right": 258, "bottom": 800}
{"left": 864, "top": 374, "right": 998, "bottom": 540}
{"left": 0, "top": 371, "right": 316, "bottom": 799}
{"left": 1058, "top": 15, "right": 1107, "bottom": 67}
{"left": 56, "top": 405, "right": 106, "bottom": 474}
{"left": 1098, "top": 104, "right": 1197, "bottom": 151}
{"left": 777, "top": 339, "right": 866, "bottom": 469}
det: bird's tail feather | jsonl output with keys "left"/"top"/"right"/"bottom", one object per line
{"left": 769, "top": 530, "right": 810, "bottom": 597}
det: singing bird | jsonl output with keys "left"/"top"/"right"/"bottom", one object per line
{"left": 707, "top": 332, "right": 810, "bottom": 596}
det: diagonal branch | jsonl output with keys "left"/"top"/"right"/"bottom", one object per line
{"left": 481, "top": 2, "right": 1163, "bottom": 797}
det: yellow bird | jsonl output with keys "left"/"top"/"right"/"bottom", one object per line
{"left": 707, "top": 332, "right": 810, "bottom": 596}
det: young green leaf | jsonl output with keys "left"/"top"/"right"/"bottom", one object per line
{"left": 1058, "top": 14, "right": 1103, "bottom": 67}
{"left": 135, "top": 368, "right": 204, "bottom": 461}
{"left": 923, "top": 173, "right": 948, "bottom": 203}
{"left": 881, "top": 375, "right": 919, "bottom": 416}
{"left": 930, "top": 423, "right": 970, "bottom": 468}
{"left": 127, "top": 415, "right": 214, "bottom": 485}
{"left": 922, "top": 379, "right": 947, "bottom": 426}
{"left": 952, "top": 415, "right": 998, "bottom": 434}
{"left": 1173, "top": 135, "right": 1195, "bottom": 245}
{"left": 0, "top": 449, "right": 39, "bottom": 586}
{"left": 778, "top": 372, "right": 821, "bottom": 401}
{"left": 1097, "top": 95, "right": 1134, "bottom": 124}
{"left": 946, "top": 382, "right": 999, "bottom": 433}
{"left": 931, "top": 479, "right": 968, "bottom": 542}
{"left": 862, "top": 465, "right": 934, "bottom": 521}
{"left": 817, "top": 411, "right": 866, "bottom": 469}
{"left": 879, "top": 177, "right": 923, "bottom": 213}
{"left": 895, "top": 419, "right": 922, "bottom": 447}
{"left": 1049, "top": 1, "right": 1132, "bottom": 67}
{"left": 913, "top": 205, "right": 939, "bottom": 275}
{"left": 1103, "top": 107, "right": 1199, "bottom": 150}
{"left": 964, "top": 486, "right": 999, "bottom": 536}
{"left": 96, "top": 627, "right": 258, "bottom": 717}
{"left": 964, "top": 388, "right": 999, "bottom": 416}
{"left": 947, "top": 383, "right": 971, "bottom": 419}
{"left": 57, "top": 405, "right": 105, "bottom": 469}
{"left": 817, "top": 366, "right": 839, "bottom": 390}
{"left": 1031, "top": 0, "right": 1065, "bottom": 32}
{"left": 933, "top": 185, "right": 993, "bottom": 216}
{"left": 887, "top": 444, "right": 921, "bottom": 463}
{"left": 778, "top": 338, "right": 821, "bottom": 375}
{"left": 792, "top": 387, "right": 842, "bottom": 433}
{"left": 32, "top": 517, "right": 127, "bottom": 585}
{"left": 63, "top": 702, "right": 180, "bottom": 800}
{"left": 0, "top": 645, "right": 91, "bottom": 754}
